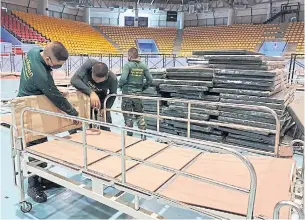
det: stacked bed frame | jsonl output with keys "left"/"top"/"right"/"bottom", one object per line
{"left": 0, "top": 91, "right": 304, "bottom": 219}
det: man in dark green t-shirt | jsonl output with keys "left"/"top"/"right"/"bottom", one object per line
{"left": 119, "top": 47, "right": 153, "bottom": 136}
{"left": 71, "top": 59, "right": 117, "bottom": 131}
{"left": 18, "top": 41, "right": 78, "bottom": 204}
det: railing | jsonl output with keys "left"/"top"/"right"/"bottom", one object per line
{"left": 103, "top": 94, "right": 281, "bottom": 157}
{"left": 0, "top": 52, "right": 186, "bottom": 75}
{"left": 20, "top": 107, "right": 258, "bottom": 219}
{"left": 288, "top": 53, "right": 304, "bottom": 84}
{"left": 290, "top": 139, "right": 305, "bottom": 208}
{"left": 273, "top": 200, "right": 304, "bottom": 219}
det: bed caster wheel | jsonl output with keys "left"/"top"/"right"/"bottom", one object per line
{"left": 20, "top": 201, "right": 32, "bottom": 213}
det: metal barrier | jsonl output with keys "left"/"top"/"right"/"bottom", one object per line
{"left": 103, "top": 94, "right": 281, "bottom": 157}
{"left": 273, "top": 200, "right": 304, "bottom": 219}
{"left": 139, "top": 54, "right": 185, "bottom": 69}
{"left": 288, "top": 53, "right": 304, "bottom": 84}
{"left": 19, "top": 107, "right": 258, "bottom": 219}
{"left": 0, "top": 53, "right": 187, "bottom": 75}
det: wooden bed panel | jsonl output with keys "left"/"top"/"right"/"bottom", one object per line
{"left": 122, "top": 165, "right": 174, "bottom": 192}
{"left": 147, "top": 146, "right": 201, "bottom": 170}
{"left": 68, "top": 130, "right": 140, "bottom": 153}
{"left": 0, "top": 114, "right": 12, "bottom": 126}
{"left": 160, "top": 153, "right": 294, "bottom": 219}
{"left": 88, "top": 156, "right": 138, "bottom": 178}
{"left": 27, "top": 139, "right": 107, "bottom": 167}
{"left": 88, "top": 140, "right": 168, "bottom": 178}
{"left": 125, "top": 140, "right": 168, "bottom": 160}
{"left": 25, "top": 136, "right": 294, "bottom": 219}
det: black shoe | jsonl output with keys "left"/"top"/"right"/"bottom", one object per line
{"left": 27, "top": 186, "right": 47, "bottom": 203}
{"left": 40, "top": 178, "right": 62, "bottom": 190}
{"left": 141, "top": 134, "right": 147, "bottom": 140}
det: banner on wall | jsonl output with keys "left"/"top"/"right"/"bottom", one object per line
{"left": 125, "top": 16, "right": 134, "bottom": 26}
{"left": 138, "top": 17, "right": 148, "bottom": 27}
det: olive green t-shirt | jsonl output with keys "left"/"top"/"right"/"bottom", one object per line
{"left": 118, "top": 60, "right": 153, "bottom": 94}
{"left": 17, "top": 48, "right": 78, "bottom": 116}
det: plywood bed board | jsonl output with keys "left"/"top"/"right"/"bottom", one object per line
{"left": 88, "top": 143, "right": 202, "bottom": 186}
{"left": 0, "top": 114, "right": 12, "bottom": 126}
{"left": 88, "top": 140, "right": 168, "bottom": 178}
{"left": 27, "top": 139, "right": 107, "bottom": 167}
{"left": 125, "top": 140, "right": 168, "bottom": 160}
{"left": 122, "top": 165, "right": 175, "bottom": 192}
{"left": 88, "top": 156, "right": 138, "bottom": 178}
{"left": 67, "top": 130, "right": 140, "bottom": 153}
{"left": 147, "top": 146, "right": 201, "bottom": 170}
{"left": 10, "top": 91, "right": 90, "bottom": 143}
{"left": 160, "top": 153, "right": 294, "bottom": 219}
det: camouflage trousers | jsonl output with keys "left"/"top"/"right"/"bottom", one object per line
{"left": 121, "top": 97, "right": 146, "bottom": 136}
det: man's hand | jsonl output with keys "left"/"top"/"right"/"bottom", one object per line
{"left": 90, "top": 92, "right": 101, "bottom": 109}
{"left": 99, "top": 110, "right": 104, "bottom": 119}
{"left": 72, "top": 120, "right": 81, "bottom": 125}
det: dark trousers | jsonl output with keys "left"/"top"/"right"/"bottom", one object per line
{"left": 28, "top": 129, "right": 77, "bottom": 187}
{"left": 90, "top": 108, "right": 112, "bottom": 131}
{"left": 27, "top": 137, "right": 48, "bottom": 187}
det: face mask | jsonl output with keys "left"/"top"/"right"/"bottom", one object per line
{"left": 50, "top": 64, "right": 62, "bottom": 69}
{"left": 47, "top": 57, "right": 62, "bottom": 69}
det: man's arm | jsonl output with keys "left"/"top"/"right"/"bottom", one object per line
{"left": 143, "top": 66, "right": 153, "bottom": 90}
{"left": 118, "top": 64, "right": 130, "bottom": 89}
{"left": 34, "top": 74, "right": 79, "bottom": 116}
{"left": 106, "top": 76, "right": 118, "bottom": 109}
{"left": 71, "top": 59, "right": 97, "bottom": 96}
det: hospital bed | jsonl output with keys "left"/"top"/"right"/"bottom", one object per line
{"left": 0, "top": 91, "right": 304, "bottom": 219}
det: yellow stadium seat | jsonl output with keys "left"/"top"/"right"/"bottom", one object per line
{"left": 12, "top": 11, "right": 118, "bottom": 55}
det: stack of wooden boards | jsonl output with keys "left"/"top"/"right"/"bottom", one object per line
{"left": 143, "top": 50, "right": 295, "bottom": 152}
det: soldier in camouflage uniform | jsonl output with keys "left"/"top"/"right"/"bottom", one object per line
{"left": 119, "top": 48, "right": 153, "bottom": 136}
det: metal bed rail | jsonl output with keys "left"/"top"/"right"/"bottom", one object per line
{"left": 273, "top": 200, "right": 304, "bottom": 220}
{"left": 20, "top": 107, "right": 258, "bottom": 219}
{"left": 290, "top": 139, "right": 305, "bottom": 209}
{"left": 103, "top": 94, "right": 281, "bottom": 157}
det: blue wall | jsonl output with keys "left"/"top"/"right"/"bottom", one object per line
{"left": 136, "top": 39, "right": 159, "bottom": 54}
{"left": 1, "top": 27, "right": 22, "bottom": 45}
{"left": 259, "top": 41, "right": 287, "bottom": 56}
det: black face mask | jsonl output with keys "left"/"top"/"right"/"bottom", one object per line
{"left": 47, "top": 57, "right": 62, "bottom": 69}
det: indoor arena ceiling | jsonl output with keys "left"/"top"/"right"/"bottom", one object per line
{"left": 61, "top": 0, "right": 282, "bottom": 9}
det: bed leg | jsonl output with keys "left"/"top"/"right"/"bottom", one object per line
{"left": 92, "top": 178, "right": 104, "bottom": 196}
{"left": 16, "top": 150, "right": 26, "bottom": 203}
{"left": 134, "top": 195, "right": 140, "bottom": 210}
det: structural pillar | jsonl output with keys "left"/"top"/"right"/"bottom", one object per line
{"left": 134, "top": 5, "right": 139, "bottom": 27}
{"left": 227, "top": 8, "right": 234, "bottom": 25}
{"left": 266, "top": 3, "right": 272, "bottom": 20}
{"left": 84, "top": 7, "right": 90, "bottom": 24}
{"left": 178, "top": 12, "right": 184, "bottom": 29}
{"left": 37, "top": 0, "right": 49, "bottom": 16}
